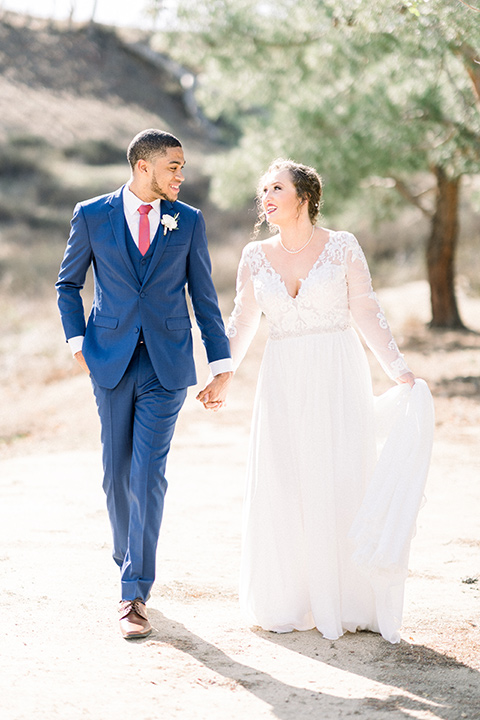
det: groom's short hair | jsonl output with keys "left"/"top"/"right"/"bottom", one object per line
{"left": 127, "top": 129, "right": 182, "bottom": 169}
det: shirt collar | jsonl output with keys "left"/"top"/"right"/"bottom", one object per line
{"left": 123, "top": 185, "right": 161, "bottom": 216}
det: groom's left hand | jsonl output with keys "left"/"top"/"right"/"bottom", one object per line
{"left": 196, "top": 372, "right": 233, "bottom": 412}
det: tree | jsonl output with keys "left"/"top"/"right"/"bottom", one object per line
{"left": 90, "top": 0, "right": 98, "bottom": 24}
{"left": 350, "top": 0, "right": 480, "bottom": 329}
{"left": 154, "top": 0, "right": 480, "bottom": 329}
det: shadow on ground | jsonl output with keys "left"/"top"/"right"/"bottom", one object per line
{"left": 141, "top": 610, "right": 480, "bottom": 720}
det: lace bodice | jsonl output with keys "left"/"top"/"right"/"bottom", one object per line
{"left": 226, "top": 231, "right": 410, "bottom": 380}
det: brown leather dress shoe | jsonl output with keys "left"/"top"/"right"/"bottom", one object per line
{"left": 118, "top": 598, "right": 152, "bottom": 640}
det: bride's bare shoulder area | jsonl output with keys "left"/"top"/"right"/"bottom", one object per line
{"left": 319, "top": 226, "right": 334, "bottom": 239}
{"left": 259, "top": 234, "right": 280, "bottom": 250}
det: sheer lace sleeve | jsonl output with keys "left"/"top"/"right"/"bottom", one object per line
{"left": 226, "top": 243, "right": 262, "bottom": 370}
{"left": 345, "top": 234, "right": 410, "bottom": 380}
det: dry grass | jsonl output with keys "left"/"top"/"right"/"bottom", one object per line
{"left": 0, "top": 12, "right": 479, "bottom": 463}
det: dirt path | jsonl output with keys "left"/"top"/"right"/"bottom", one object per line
{"left": 1, "top": 282, "right": 480, "bottom": 719}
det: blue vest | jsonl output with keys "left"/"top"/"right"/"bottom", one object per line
{"left": 125, "top": 221, "right": 160, "bottom": 283}
{"left": 125, "top": 222, "right": 162, "bottom": 342}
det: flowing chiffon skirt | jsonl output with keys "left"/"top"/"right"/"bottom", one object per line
{"left": 239, "top": 327, "right": 433, "bottom": 643}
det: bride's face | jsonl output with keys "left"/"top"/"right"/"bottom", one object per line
{"left": 261, "top": 169, "right": 303, "bottom": 225}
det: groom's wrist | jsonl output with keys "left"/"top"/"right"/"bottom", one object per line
{"left": 68, "top": 335, "right": 84, "bottom": 356}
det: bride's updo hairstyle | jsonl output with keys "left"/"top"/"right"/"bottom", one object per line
{"left": 255, "top": 158, "right": 323, "bottom": 235}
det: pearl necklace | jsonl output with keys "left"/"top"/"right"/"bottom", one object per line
{"left": 279, "top": 225, "right": 315, "bottom": 254}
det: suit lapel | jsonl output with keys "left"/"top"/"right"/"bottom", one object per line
{"left": 142, "top": 200, "right": 176, "bottom": 286}
{"left": 108, "top": 186, "right": 139, "bottom": 284}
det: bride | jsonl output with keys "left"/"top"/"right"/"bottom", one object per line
{"left": 199, "top": 158, "right": 433, "bottom": 643}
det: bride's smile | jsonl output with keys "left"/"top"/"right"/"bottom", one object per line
{"left": 261, "top": 169, "right": 305, "bottom": 225}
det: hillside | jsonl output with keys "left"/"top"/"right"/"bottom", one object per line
{"left": 0, "top": 12, "right": 205, "bottom": 156}
{"left": 0, "top": 11, "right": 249, "bottom": 266}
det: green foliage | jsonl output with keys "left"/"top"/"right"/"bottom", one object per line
{"left": 155, "top": 0, "right": 480, "bottom": 212}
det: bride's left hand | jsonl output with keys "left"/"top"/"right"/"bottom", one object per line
{"left": 397, "top": 372, "right": 416, "bottom": 388}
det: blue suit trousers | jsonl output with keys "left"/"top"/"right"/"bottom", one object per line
{"left": 91, "top": 343, "right": 187, "bottom": 602}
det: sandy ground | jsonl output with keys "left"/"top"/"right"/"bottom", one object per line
{"left": 1, "top": 281, "right": 480, "bottom": 720}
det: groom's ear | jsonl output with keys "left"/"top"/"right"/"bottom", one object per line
{"left": 136, "top": 159, "right": 150, "bottom": 176}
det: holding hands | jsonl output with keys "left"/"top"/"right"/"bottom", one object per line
{"left": 196, "top": 371, "right": 233, "bottom": 411}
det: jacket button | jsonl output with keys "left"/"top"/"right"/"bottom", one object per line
{"left": 134, "top": 327, "right": 139, "bottom": 334}
{"left": 140, "top": 292, "right": 146, "bottom": 298}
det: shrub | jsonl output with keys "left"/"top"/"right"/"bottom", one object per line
{"left": 63, "top": 139, "right": 126, "bottom": 166}
{"left": 0, "top": 145, "right": 42, "bottom": 178}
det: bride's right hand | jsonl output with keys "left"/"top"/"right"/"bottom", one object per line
{"left": 397, "top": 372, "right": 416, "bottom": 388}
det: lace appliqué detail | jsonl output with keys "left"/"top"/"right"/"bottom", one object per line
{"left": 390, "top": 356, "right": 410, "bottom": 375}
{"left": 377, "top": 311, "right": 388, "bottom": 330}
{"left": 227, "top": 231, "right": 411, "bottom": 379}
{"left": 245, "top": 238, "right": 352, "bottom": 340}
{"left": 226, "top": 311, "right": 239, "bottom": 338}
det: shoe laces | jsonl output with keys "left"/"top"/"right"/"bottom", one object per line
{"left": 119, "top": 598, "right": 146, "bottom": 619}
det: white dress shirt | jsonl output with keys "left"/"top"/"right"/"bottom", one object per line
{"left": 123, "top": 185, "right": 161, "bottom": 244}
{"left": 68, "top": 185, "right": 233, "bottom": 376}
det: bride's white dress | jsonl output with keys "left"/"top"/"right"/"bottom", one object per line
{"left": 227, "top": 231, "right": 434, "bottom": 644}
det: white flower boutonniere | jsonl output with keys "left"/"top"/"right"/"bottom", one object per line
{"left": 161, "top": 212, "right": 179, "bottom": 236}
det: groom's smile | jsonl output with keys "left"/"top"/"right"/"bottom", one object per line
{"left": 148, "top": 146, "right": 186, "bottom": 202}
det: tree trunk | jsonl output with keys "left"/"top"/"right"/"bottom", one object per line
{"left": 427, "top": 166, "right": 465, "bottom": 329}
{"left": 458, "top": 43, "right": 480, "bottom": 107}
{"left": 90, "top": 0, "right": 98, "bottom": 24}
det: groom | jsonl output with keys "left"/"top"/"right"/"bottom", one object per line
{"left": 56, "top": 129, "right": 233, "bottom": 639}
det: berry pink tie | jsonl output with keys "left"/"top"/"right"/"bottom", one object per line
{"left": 138, "top": 204, "right": 153, "bottom": 256}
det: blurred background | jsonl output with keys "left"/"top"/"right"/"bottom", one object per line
{"left": 0, "top": 0, "right": 479, "bottom": 457}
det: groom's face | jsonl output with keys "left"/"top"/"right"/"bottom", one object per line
{"left": 148, "top": 146, "right": 185, "bottom": 202}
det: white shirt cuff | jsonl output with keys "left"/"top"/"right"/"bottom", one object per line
{"left": 68, "top": 336, "right": 84, "bottom": 356}
{"left": 209, "top": 358, "right": 234, "bottom": 376}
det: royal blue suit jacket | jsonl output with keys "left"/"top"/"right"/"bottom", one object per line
{"left": 56, "top": 185, "right": 231, "bottom": 390}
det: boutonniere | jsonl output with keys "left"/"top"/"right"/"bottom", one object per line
{"left": 161, "top": 212, "right": 179, "bottom": 236}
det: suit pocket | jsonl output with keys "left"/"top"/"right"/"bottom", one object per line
{"left": 92, "top": 314, "right": 119, "bottom": 329}
{"left": 165, "top": 316, "right": 192, "bottom": 331}
{"left": 163, "top": 242, "right": 187, "bottom": 251}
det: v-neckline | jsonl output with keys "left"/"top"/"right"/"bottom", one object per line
{"left": 258, "top": 231, "right": 333, "bottom": 300}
